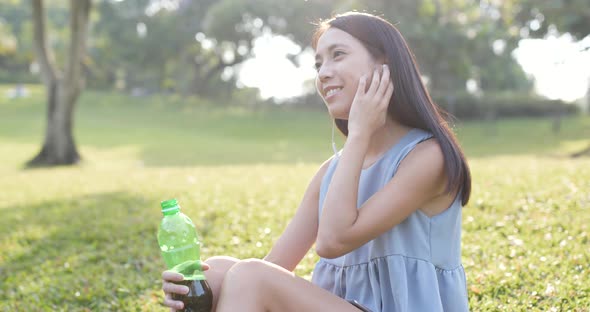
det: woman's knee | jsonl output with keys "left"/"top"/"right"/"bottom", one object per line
{"left": 205, "top": 256, "right": 240, "bottom": 270}
{"left": 203, "top": 256, "right": 239, "bottom": 285}
{"left": 203, "top": 256, "right": 240, "bottom": 310}
{"left": 216, "top": 259, "right": 274, "bottom": 309}
{"left": 223, "top": 258, "right": 270, "bottom": 289}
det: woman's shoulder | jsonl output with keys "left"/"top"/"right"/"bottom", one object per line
{"left": 396, "top": 137, "right": 447, "bottom": 193}
{"left": 307, "top": 155, "right": 338, "bottom": 191}
{"left": 412, "top": 136, "right": 442, "bottom": 158}
{"left": 403, "top": 136, "right": 444, "bottom": 172}
{"left": 322, "top": 153, "right": 338, "bottom": 168}
{"left": 318, "top": 154, "right": 338, "bottom": 177}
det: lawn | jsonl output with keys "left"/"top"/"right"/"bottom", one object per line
{"left": 0, "top": 86, "right": 589, "bottom": 311}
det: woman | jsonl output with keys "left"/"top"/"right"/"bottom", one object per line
{"left": 162, "top": 11, "right": 471, "bottom": 312}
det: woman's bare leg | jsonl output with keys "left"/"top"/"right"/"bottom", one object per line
{"left": 216, "top": 259, "right": 362, "bottom": 312}
{"left": 203, "top": 256, "right": 239, "bottom": 311}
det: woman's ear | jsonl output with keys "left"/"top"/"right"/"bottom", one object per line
{"left": 380, "top": 61, "right": 393, "bottom": 84}
{"left": 375, "top": 56, "right": 389, "bottom": 76}
{"left": 362, "top": 63, "right": 384, "bottom": 93}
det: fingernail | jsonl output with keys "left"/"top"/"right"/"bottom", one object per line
{"left": 383, "top": 64, "right": 388, "bottom": 70}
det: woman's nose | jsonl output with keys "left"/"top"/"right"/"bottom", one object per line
{"left": 318, "top": 63, "right": 333, "bottom": 82}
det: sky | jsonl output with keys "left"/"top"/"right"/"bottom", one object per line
{"left": 513, "top": 34, "right": 590, "bottom": 102}
{"left": 236, "top": 32, "right": 590, "bottom": 104}
{"left": 237, "top": 33, "right": 317, "bottom": 100}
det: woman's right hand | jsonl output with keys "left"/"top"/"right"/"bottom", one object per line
{"left": 162, "top": 263, "right": 210, "bottom": 311}
{"left": 162, "top": 270, "right": 188, "bottom": 311}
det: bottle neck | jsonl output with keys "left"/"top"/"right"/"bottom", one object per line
{"left": 163, "top": 210, "right": 180, "bottom": 217}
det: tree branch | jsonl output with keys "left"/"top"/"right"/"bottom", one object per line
{"left": 203, "top": 52, "right": 247, "bottom": 83}
{"left": 31, "top": 0, "right": 58, "bottom": 86}
{"left": 65, "top": 0, "right": 92, "bottom": 102}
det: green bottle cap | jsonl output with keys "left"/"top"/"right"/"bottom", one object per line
{"left": 161, "top": 199, "right": 180, "bottom": 215}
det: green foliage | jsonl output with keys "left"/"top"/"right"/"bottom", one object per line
{"left": 0, "top": 70, "right": 36, "bottom": 84}
{"left": 0, "top": 0, "right": 84, "bottom": 84}
{"left": 514, "top": 0, "right": 590, "bottom": 39}
{"left": 90, "top": 0, "right": 268, "bottom": 95}
{"left": 0, "top": 18, "right": 16, "bottom": 55}
{"left": 0, "top": 1, "right": 32, "bottom": 82}
{"left": 203, "top": 0, "right": 263, "bottom": 42}
{"left": 4, "top": 0, "right": 571, "bottom": 97}
{"left": 348, "top": 0, "right": 534, "bottom": 94}
{"left": 1, "top": 88, "right": 590, "bottom": 310}
{"left": 432, "top": 92, "right": 579, "bottom": 120}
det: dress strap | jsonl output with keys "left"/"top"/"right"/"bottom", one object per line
{"left": 382, "top": 129, "right": 434, "bottom": 184}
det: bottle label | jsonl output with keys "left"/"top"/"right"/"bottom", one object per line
{"left": 171, "top": 260, "right": 206, "bottom": 281}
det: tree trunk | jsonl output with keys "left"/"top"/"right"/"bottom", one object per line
{"left": 28, "top": 81, "right": 81, "bottom": 166}
{"left": 27, "top": 0, "right": 91, "bottom": 167}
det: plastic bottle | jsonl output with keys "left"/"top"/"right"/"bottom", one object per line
{"left": 158, "top": 199, "right": 212, "bottom": 312}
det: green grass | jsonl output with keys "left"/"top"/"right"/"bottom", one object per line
{"left": 0, "top": 86, "right": 589, "bottom": 311}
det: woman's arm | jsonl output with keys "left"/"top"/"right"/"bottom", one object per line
{"left": 316, "top": 138, "right": 448, "bottom": 259}
{"left": 263, "top": 158, "right": 332, "bottom": 271}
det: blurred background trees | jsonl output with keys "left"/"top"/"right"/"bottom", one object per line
{"left": 1, "top": 0, "right": 587, "bottom": 105}
{"left": 0, "top": 0, "right": 588, "bottom": 165}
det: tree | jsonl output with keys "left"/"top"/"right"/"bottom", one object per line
{"left": 28, "top": 0, "right": 91, "bottom": 166}
{"left": 514, "top": 0, "right": 590, "bottom": 114}
{"left": 513, "top": 0, "right": 589, "bottom": 40}
{"left": 347, "top": 0, "right": 533, "bottom": 95}
{"left": 517, "top": 0, "right": 590, "bottom": 151}
{"left": 0, "top": 0, "right": 33, "bottom": 82}
{"left": 90, "top": 0, "right": 333, "bottom": 97}
{"left": 91, "top": 0, "right": 247, "bottom": 96}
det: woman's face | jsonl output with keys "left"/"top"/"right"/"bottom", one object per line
{"left": 315, "top": 27, "right": 380, "bottom": 120}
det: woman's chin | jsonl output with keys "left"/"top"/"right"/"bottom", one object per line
{"left": 326, "top": 103, "right": 350, "bottom": 120}
{"left": 327, "top": 109, "right": 349, "bottom": 120}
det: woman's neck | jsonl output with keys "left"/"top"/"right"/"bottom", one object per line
{"left": 361, "top": 119, "right": 412, "bottom": 169}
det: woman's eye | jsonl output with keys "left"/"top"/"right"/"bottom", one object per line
{"left": 333, "top": 50, "right": 345, "bottom": 58}
{"left": 314, "top": 62, "right": 322, "bottom": 71}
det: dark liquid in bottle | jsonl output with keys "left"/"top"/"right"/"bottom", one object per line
{"left": 172, "top": 279, "right": 213, "bottom": 312}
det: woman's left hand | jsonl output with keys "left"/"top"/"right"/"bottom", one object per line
{"left": 347, "top": 64, "right": 394, "bottom": 139}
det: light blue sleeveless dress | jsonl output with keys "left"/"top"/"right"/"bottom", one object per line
{"left": 311, "top": 128, "right": 469, "bottom": 312}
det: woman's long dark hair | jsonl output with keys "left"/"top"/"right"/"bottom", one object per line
{"left": 312, "top": 12, "right": 471, "bottom": 205}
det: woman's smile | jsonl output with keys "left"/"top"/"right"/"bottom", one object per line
{"left": 323, "top": 86, "right": 343, "bottom": 101}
